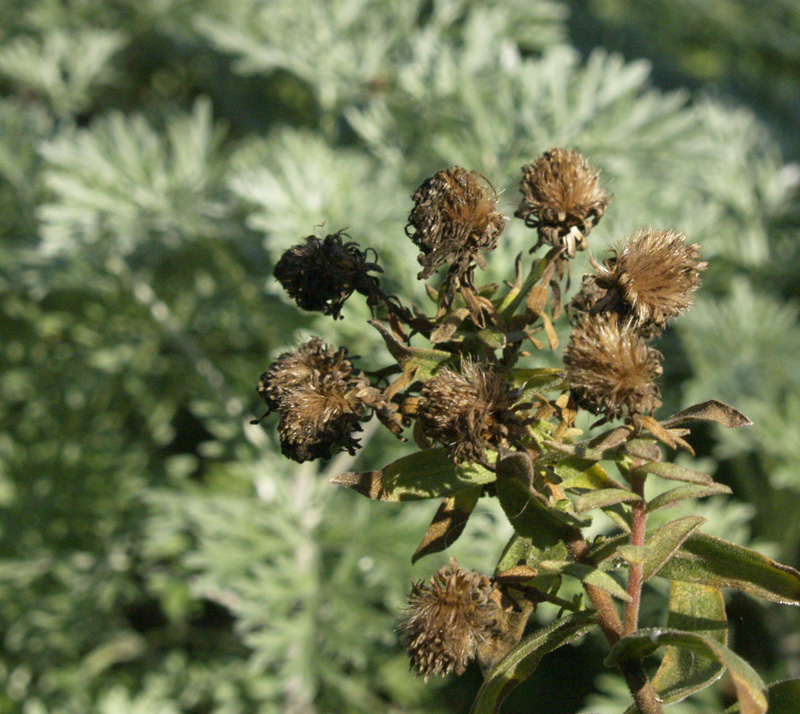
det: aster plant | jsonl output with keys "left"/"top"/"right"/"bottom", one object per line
{"left": 256, "top": 149, "right": 800, "bottom": 714}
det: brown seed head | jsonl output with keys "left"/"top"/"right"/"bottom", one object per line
{"left": 563, "top": 314, "right": 663, "bottom": 423}
{"left": 398, "top": 557, "right": 501, "bottom": 681}
{"left": 257, "top": 338, "right": 373, "bottom": 462}
{"left": 516, "top": 148, "right": 611, "bottom": 257}
{"left": 406, "top": 167, "right": 505, "bottom": 287}
{"left": 417, "top": 359, "right": 524, "bottom": 464}
{"left": 589, "top": 228, "right": 707, "bottom": 332}
{"left": 273, "top": 231, "right": 382, "bottom": 319}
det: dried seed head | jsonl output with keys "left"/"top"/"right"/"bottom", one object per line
{"left": 588, "top": 228, "right": 707, "bottom": 332}
{"left": 406, "top": 167, "right": 505, "bottom": 289}
{"left": 273, "top": 231, "right": 382, "bottom": 319}
{"left": 257, "top": 338, "right": 372, "bottom": 462}
{"left": 399, "top": 557, "right": 501, "bottom": 681}
{"left": 516, "top": 148, "right": 611, "bottom": 257}
{"left": 563, "top": 314, "right": 663, "bottom": 423}
{"left": 417, "top": 359, "right": 524, "bottom": 464}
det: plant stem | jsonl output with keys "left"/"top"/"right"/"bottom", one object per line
{"left": 567, "top": 533, "right": 663, "bottom": 714}
{"left": 624, "top": 470, "right": 648, "bottom": 634}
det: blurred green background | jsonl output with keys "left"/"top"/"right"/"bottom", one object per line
{"left": 0, "top": 1, "right": 799, "bottom": 712}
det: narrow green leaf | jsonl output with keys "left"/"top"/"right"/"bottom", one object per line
{"left": 370, "top": 320, "right": 452, "bottom": 378}
{"left": 331, "top": 448, "right": 494, "bottom": 501}
{"left": 724, "top": 678, "right": 800, "bottom": 714}
{"left": 640, "top": 516, "right": 706, "bottom": 580}
{"left": 651, "top": 582, "right": 727, "bottom": 704}
{"left": 539, "top": 560, "right": 631, "bottom": 602}
{"left": 512, "top": 367, "right": 565, "bottom": 398}
{"left": 494, "top": 534, "right": 566, "bottom": 593}
{"left": 477, "top": 327, "right": 507, "bottom": 349}
{"left": 631, "top": 461, "right": 714, "bottom": 485}
{"left": 495, "top": 453, "right": 585, "bottom": 545}
{"left": 646, "top": 483, "right": 733, "bottom": 512}
{"left": 412, "top": 487, "right": 482, "bottom": 563}
{"left": 606, "top": 629, "right": 767, "bottom": 714}
{"left": 554, "top": 459, "right": 622, "bottom": 491}
{"left": 662, "top": 400, "right": 753, "bottom": 429}
{"left": 471, "top": 612, "right": 598, "bottom": 714}
{"left": 575, "top": 488, "right": 640, "bottom": 514}
{"left": 657, "top": 532, "right": 800, "bottom": 605}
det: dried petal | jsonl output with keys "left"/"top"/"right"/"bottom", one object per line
{"left": 399, "top": 557, "right": 501, "bottom": 680}
{"left": 273, "top": 231, "right": 382, "bottom": 319}
{"left": 406, "top": 167, "right": 505, "bottom": 294}
{"left": 563, "top": 314, "right": 663, "bottom": 422}
{"left": 516, "top": 148, "right": 611, "bottom": 257}
{"left": 588, "top": 228, "right": 707, "bottom": 332}
{"left": 417, "top": 359, "right": 524, "bottom": 464}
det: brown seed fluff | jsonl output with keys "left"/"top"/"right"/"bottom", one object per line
{"left": 563, "top": 314, "right": 663, "bottom": 422}
{"left": 273, "top": 231, "right": 382, "bottom": 319}
{"left": 417, "top": 359, "right": 523, "bottom": 464}
{"left": 406, "top": 166, "right": 505, "bottom": 286}
{"left": 588, "top": 228, "right": 707, "bottom": 332}
{"left": 257, "top": 338, "right": 372, "bottom": 462}
{"left": 398, "top": 557, "right": 501, "bottom": 681}
{"left": 515, "top": 148, "right": 611, "bottom": 257}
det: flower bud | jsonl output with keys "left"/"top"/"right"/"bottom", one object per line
{"left": 516, "top": 148, "right": 610, "bottom": 257}
{"left": 563, "top": 314, "right": 662, "bottom": 422}
{"left": 399, "top": 558, "right": 501, "bottom": 681}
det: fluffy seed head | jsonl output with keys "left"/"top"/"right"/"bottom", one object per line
{"left": 406, "top": 167, "right": 505, "bottom": 285}
{"left": 516, "top": 148, "right": 611, "bottom": 257}
{"left": 563, "top": 314, "right": 663, "bottom": 422}
{"left": 588, "top": 228, "right": 707, "bottom": 332}
{"left": 273, "top": 231, "right": 382, "bottom": 319}
{"left": 399, "top": 557, "right": 500, "bottom": 681}
{"left": 257, "top": 338, "right": 372, "bottom": 462}
{"left": 417, "top": 359, "right": 524, "bottom": 464}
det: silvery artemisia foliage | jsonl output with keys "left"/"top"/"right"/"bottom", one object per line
{"left": 1, "top": 0, "right": 800, "bottom": 713}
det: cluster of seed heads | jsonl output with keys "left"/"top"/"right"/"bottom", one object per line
{"left": 256, "top": 147, "right": 707, "bottom": 678}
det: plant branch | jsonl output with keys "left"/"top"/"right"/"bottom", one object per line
{"left": 624, "top": 470, "right": 648, "bottom": 634}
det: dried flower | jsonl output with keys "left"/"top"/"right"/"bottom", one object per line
{"left": 406, "top": 167, "right": 505, "bottom": 293}
{"left": 516, "top": 148, "right": 611, "bottom": 258}
{"left": 399, "top": 557, "right": 501, "bottom": 681}
{"left": 583, "top": 228, "right": 707, "bottom": 333}
{"left": 417, "top": 359, "right": 524, "bottom": 464}
{"left": 563, "top": 314, "right": 663, "bottom": 423}
{"left": 257, "top": 338, "right": 374, "bottom": 462}
{"left": 273, "top": 231, "right": 383, "bottom": 319}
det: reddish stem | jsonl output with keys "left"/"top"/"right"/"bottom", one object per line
{"left": 624, "top": 470, "right": 648, "bottom": 634}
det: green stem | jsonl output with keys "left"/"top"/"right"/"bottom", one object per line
{"left": 624, "top": 470, "right": 648, "bottom": 635}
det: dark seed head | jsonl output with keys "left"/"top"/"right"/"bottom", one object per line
{"left": 516, "top": 148, "right": 611, "bottom": 258}
{"left": 398, "top": 557, "right": 501, "bottom": 681}
{"left": 257, "top": 338, "right": 373, "bottom": 462}
{"left": 586, "top": 228, "right": 707, "bottom": 333}
{"left": 417, "top": 359, "right": 524, "bottom": 464}
{"left": 563, "top": 314, "right": 663, "bottom": 423}
{"left": 406, "top": 167, "right": 505, "bottom": 291}
{"left": 273, "top": 231, "right": 382, "bottom": 319}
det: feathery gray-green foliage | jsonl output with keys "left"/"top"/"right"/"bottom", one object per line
{"left": 1, "top": 1, "right": 798, "bottom": 713}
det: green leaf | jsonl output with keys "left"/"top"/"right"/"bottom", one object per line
{"left": 657, "top": 532, "right": 800, "bottom": 604}
{"left": 646, "top": 483, "right": 733, "bottom": 512}
{"left": 724, "top": 678, "right": 800, "bottom": 714}
{"left": 494, "top": 534, "right": 567, "bottom": 593}
{"left": 495, "top": 452, "right": 587, "bottom": 545}
{"left": 607, "top": 629, "right": 767, "bottom": 714}
{"left": 575, "top": 488, "right": 640, "bottom": 514}
{"left": 638, "top": 516, "right": 707, "bottom": 580}
{"left": 512, "top": 367, "right": 565, "bottom": 398}
{"left": 470, "top": 612, "right": 598, "bottom": 714}
{"left": 554, "top": 458, "right": 622, "bottom": 491}
{"left": 538, "top": 560, "right": 631, "bottom": 602}
{"left": 369, "top": 320, "right": 452, "bottom": 378}
{"left": 331, "top": 448, "right": 494, "bottom": 501}
{"left": 650, "top": 582, "right": 727, "bottom": 704}
{"left": 662, "top": 400, "right": 753, "bottom": 429}
{"left": 412, "top": 487, "right": 482, "bottom": 563}
{"left": 631, "top": 461, "right": 714, "bottom": 485}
